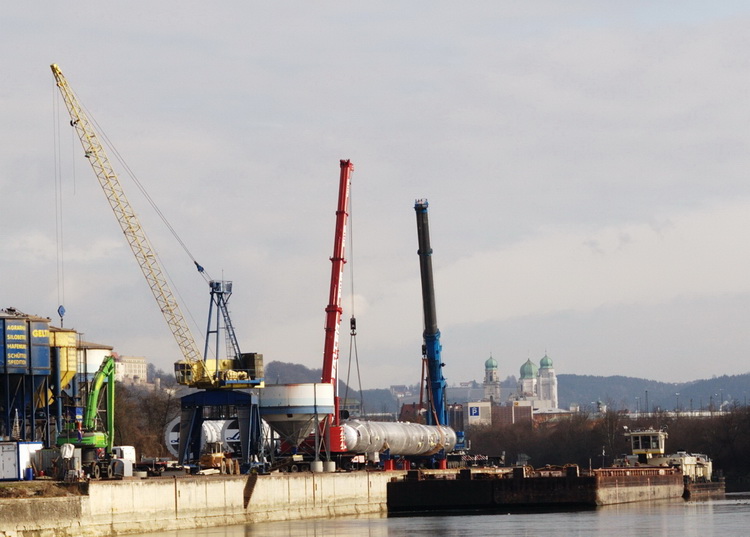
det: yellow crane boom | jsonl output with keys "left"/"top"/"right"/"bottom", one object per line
{"left": 51, "top": 63, "right": 214, "bottom": 388}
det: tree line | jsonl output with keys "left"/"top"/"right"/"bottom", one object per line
{"left": 113, "top": 383, "right": 180, "bottom": 459}
{"left": 468, "top": 405, "right": 750, "bottom": 490}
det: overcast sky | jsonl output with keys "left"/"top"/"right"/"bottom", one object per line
{"left": 3, "top": 3, "right": 750, "bottom": 390}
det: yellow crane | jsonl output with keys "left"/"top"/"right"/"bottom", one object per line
{"left": 50, "top": 64, "right": 263, "bottom": 389}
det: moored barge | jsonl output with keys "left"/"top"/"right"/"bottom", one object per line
{"left": 387, "top": 465, "right": 684, "bottom": 513}
{"left": 387, "top": 428, "right": 724, "bottom": 514}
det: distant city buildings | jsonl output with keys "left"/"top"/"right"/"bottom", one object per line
{"left": 510, "top": 354, "right": 559, "bottom": 410}
{"left": 475, "top": 352, "right": 559, "bottom": 410}
{"left": 483, "top": 355, "right": 501, "bottom": 402}
{"left": 78, "top": 350, "right": 149, "bottom": 385}
{"left": 396, "top": 352, "right": 564, "bottom": 427}
{"left": 389, "top": 385, "right": 413, "bottom": 399}
{"left": 115, "top": 355, "right": 148, "bottom": 385}
{"left": 466, "top": 352, "right": 562, "bottom": 427}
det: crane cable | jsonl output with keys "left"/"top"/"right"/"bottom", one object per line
{"left": 52, "top": 85, "right": 66, "bottom": 325}
{"left": 342, "top": 189, "right": 365, "bottom": 417}
{"left": 83, "top": 106, "right": 211, "bottom": 283}
{"left": 54, "top": 88, "right": 210, "bottom": 350}
{"left": 85, "top": 107, "right": 214, "bottom": 354}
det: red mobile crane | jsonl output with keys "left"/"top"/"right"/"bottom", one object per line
{"left": 321, "top": 160, "right": 353, "bottom": 450}
{"left": 271, "top": 163, "right": 460, "bottom": 470}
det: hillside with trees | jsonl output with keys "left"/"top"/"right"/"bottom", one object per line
{"left": 468, "top": 406, "right": 750, "bottom": 491}
{"left": 265, "top": 361, "right": 750, "bottom": 414}
{"left": 114, "top": 383, "right": 180, "bottom": 458}
{"left": 558, "top": 373, "right": 750, "bottom": 412}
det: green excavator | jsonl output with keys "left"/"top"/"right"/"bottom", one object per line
{"left": 56, "top": 355, "right": 115, "bottom": 479}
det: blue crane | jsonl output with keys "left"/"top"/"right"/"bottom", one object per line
{"left": 414, "top": 199, "right": 447, "bottom": 426}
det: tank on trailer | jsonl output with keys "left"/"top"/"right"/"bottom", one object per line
{"left": 341, "top": 419, "right": 457, "bottom": 456}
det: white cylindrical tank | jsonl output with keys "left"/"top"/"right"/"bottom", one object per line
{"left": 202, "top": 420, "right": 224, "bottom": 445}
{"left": 164, "top": 417, "right": 272, "bottom": 458}
{"left": 164, "top": 417, "right": 238, "bottom": 458}
{"left": 341, "top": 420, "right": 457, "bottom": 456}
{"left": 259, "top": 383, "right": 334, "bottom": 447}
{"left": 165, "top": 416, "right": 181, "bottom": 457}
{"left": 220, "top": 418, "right": 271, "bottom": 452}
{"left": 220, "top": 419, "right": 241, "bottom": 454}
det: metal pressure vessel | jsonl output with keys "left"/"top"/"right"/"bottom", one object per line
{"left": 164, "top": 418, "right": 235, "bottom": 458}
{"left": 341, "top": 420, "right": 457, "bottom": 456}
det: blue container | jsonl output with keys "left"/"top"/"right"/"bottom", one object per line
{"left": 24, "top": 467, "right": 33, "bottom": 481}
{"left": 29, "top": 320, "right": 51, "bottom": 374}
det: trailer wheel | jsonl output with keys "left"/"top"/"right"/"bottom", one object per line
{"left": 91, "top": 463, "right": 101, "bottom": 480}
{"left": 289, "top": 464, "right": 299, "bottom": 473}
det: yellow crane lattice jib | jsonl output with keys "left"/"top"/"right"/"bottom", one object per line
{"left": 50, "top": 64, "right": 204, "bottom": 369}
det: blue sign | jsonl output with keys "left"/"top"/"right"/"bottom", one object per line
{"left": 469, "top": 406, "right": 480, "bottom": 416}
{"left": 3, "top": 319, "right": 29, "bottom": 373}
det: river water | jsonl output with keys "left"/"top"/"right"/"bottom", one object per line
{"left": 133, "top": 495, "right": 750, "bottom": 537}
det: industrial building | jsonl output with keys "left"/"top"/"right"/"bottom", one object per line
{"left": 0, "top": 308, "right": 117, "bottom": 450}
{"left": 1, "top": 307, "right": 53, "bottom": 445}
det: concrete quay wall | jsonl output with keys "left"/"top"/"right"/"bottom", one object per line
{"left": 0, "top": 471, "right": 401, "bottom": 537}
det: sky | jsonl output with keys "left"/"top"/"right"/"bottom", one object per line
{"left": 3, "top": 3, "right": 750, "bottom": 390}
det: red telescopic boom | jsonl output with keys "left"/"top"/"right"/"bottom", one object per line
{"left": 321, "top": 159, "right": 354, "bottom": 426}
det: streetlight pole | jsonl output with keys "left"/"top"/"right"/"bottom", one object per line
{"left": 675, "top": 392, "right": 680, "bottom": 413}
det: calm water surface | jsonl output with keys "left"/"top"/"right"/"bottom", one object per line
{"left": 134, "top": 495, "right": 750, "bottom": 537}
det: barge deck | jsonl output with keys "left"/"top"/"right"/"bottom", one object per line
{"left": 387, "top": 466, "right": 686, "bottom": 514}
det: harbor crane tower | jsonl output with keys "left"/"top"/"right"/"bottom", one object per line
{"left": 51, "top": 64, "right": 264, "bottom": 468}
{"left": 50, "top": 63, "right": 262, "bottom": 390}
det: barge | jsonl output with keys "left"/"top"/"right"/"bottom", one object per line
{"left": 387, "top": 465, "right": 684, "bottom": 513}
{"left": 622, "top": 428, "right": 725, "bottom": 501}
{"left": 387, "top": 428, "right": 724, "bottom": 514}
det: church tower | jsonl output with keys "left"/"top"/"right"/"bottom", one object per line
{"left": 518, "top": 358, "right": 538, "bottom": 398}
{"left": 538, "top": 354, "right": 558, "bottom": 409}
{"left": 483, "top": 355, "right": 501, "bottom": 402}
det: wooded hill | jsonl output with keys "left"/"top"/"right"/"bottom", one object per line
{"left": 266, "top": 360, "right": 750, "bottom": 413}
{"left": 557, "top": 373, "right": 750, "bottom": 412}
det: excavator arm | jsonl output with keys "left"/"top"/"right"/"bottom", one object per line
{"left": 83, "top": 356, "right": 116, "bottom": 452}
